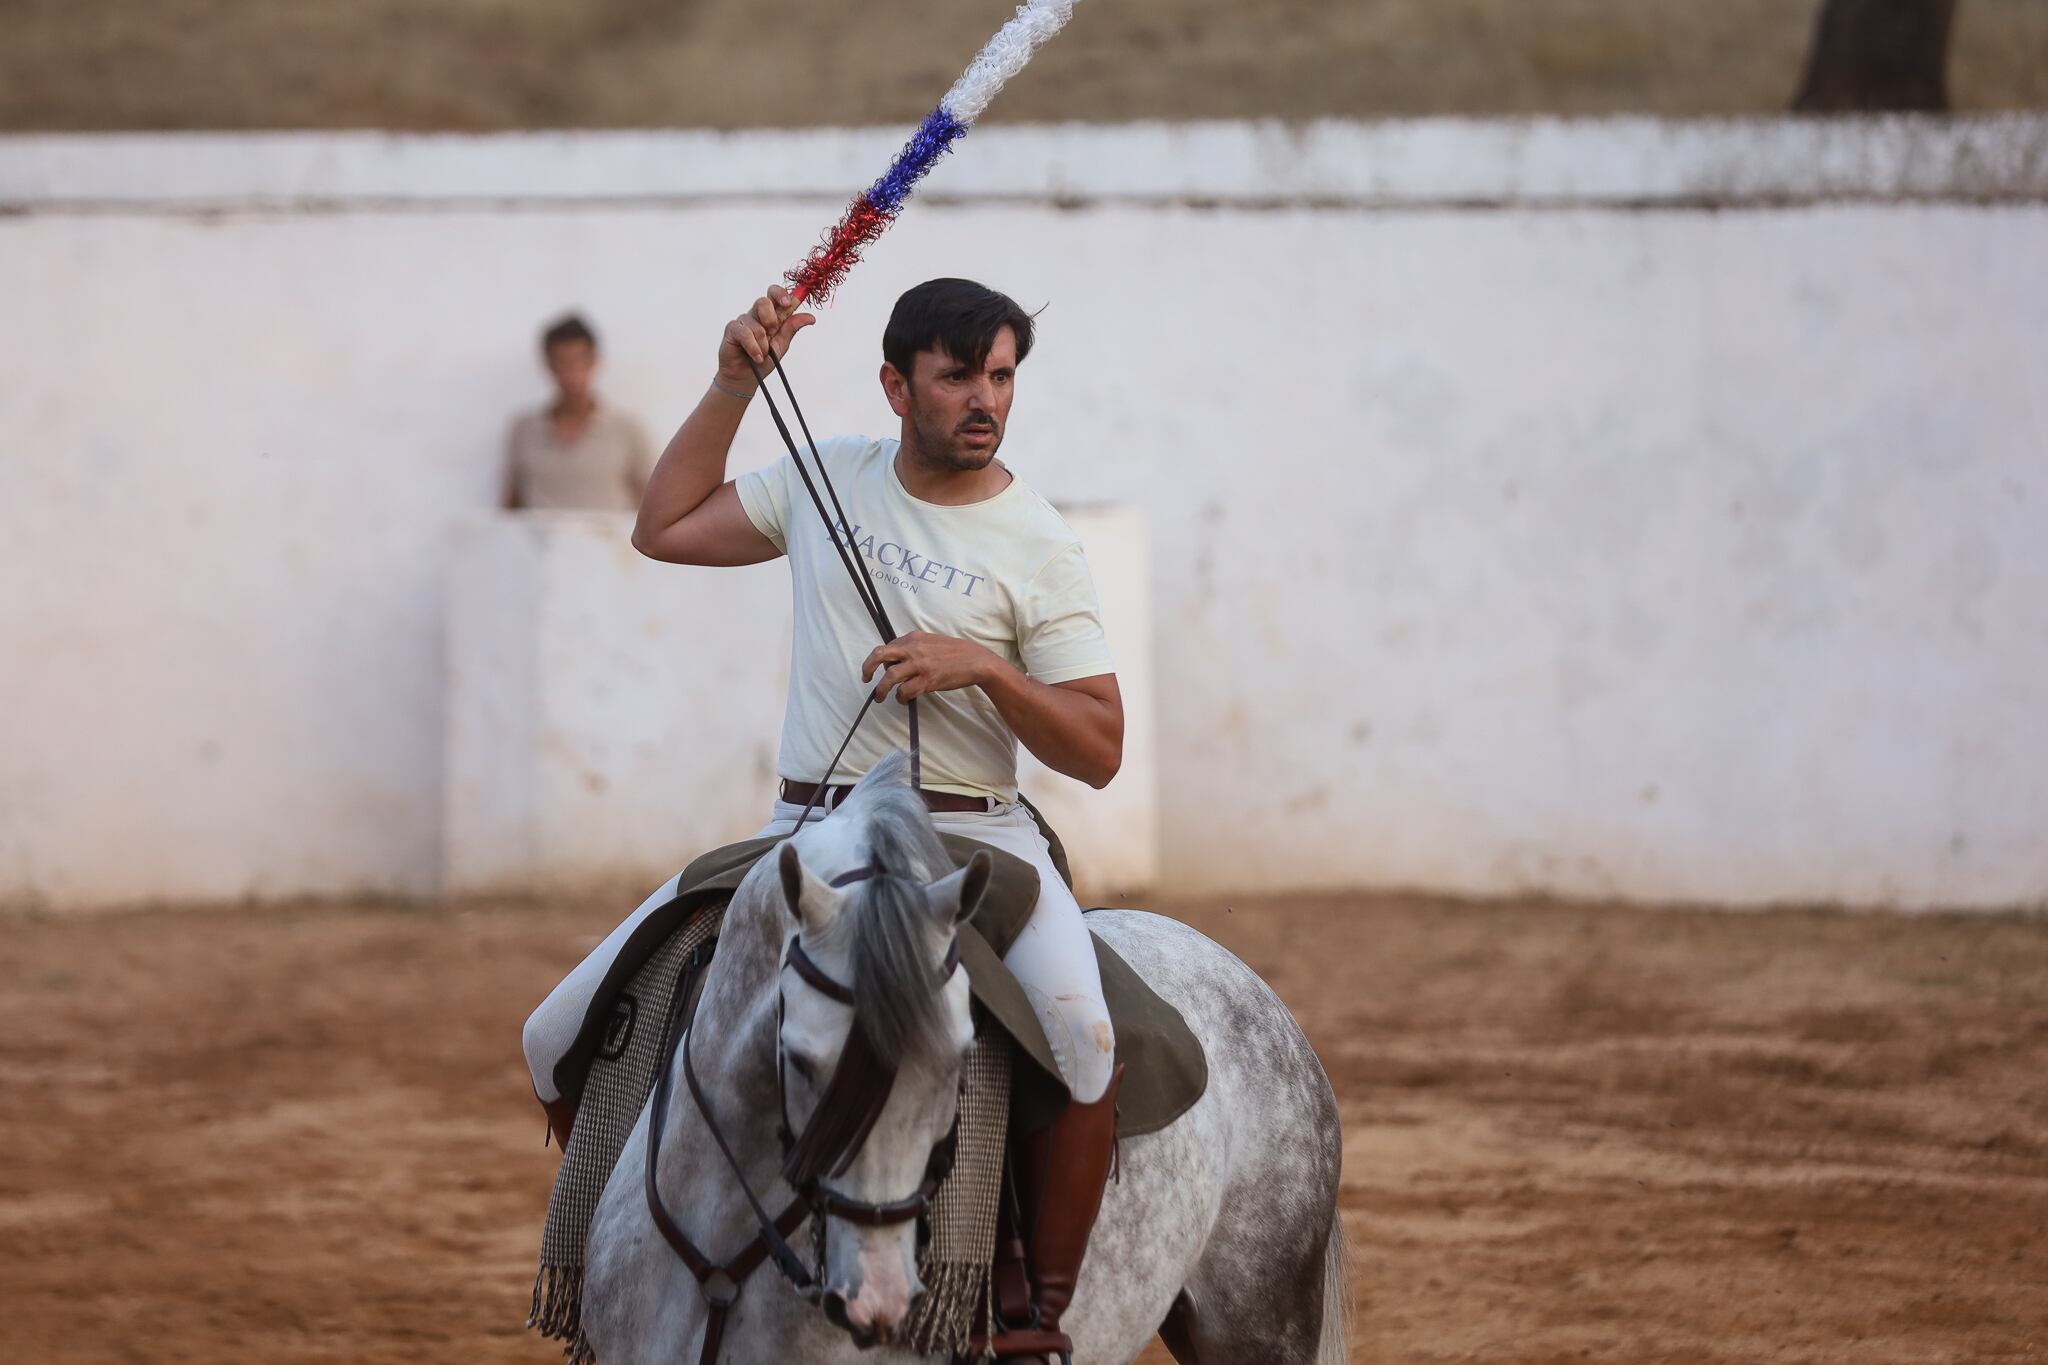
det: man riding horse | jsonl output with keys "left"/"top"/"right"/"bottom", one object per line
{"left": 524, "top": 277, "right": 1125, "bottom": 1361}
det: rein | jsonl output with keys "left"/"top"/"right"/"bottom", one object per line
{"left": 743, "top": 352, "right": 921, "bottom": 826}
{"left": 642, "top": 870, "right": 964, "bottom": 1365}
{"left": 638, "top": 341, "right": 951, "bottom": 1362}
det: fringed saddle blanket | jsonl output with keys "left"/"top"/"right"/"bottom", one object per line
{"left": 529, "top": 895, "right": 1014, "bottom": 1364}
{"left": 529, "top": 905, "right": 720, "bottom": 1361}
{"left": 527, "top": 827, "right": 1207, "bottom": 1364}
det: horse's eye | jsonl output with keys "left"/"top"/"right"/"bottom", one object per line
{"left": 788, "top": 1052, "right": 817, "bottom": 1084}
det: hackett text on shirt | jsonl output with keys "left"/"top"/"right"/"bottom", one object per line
{"left": 833, "top": 518, "right": 987, "bottom": 598}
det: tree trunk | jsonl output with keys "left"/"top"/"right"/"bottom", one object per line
{"left": 1793, "top": 0, "right": 1957, "bottom": 112}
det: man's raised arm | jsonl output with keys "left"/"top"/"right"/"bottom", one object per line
{"left": 631, "top": 286, "right": 812, "bottom": 566}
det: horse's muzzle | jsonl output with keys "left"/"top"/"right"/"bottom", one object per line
{"left": 822, "top": 1287, "right": 916, "bottom": 1351}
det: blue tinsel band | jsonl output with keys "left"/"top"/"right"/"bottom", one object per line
{"left": 865, "top": 106, "right": 969, "bottom": 215}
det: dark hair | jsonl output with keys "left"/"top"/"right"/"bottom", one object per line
{"left": 882, "top": 278, "right": 1035, "bottom": 380}
{"left": 541, "top": 313, "right": 597, "bottom": 353}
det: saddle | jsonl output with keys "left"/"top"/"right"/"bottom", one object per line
{"left": 547, "top": 821, "right": 1207, "bottom": 1141}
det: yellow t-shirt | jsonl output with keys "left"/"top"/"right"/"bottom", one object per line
{"left": 735, "top": 436, "right": 1114, "bottom": 801}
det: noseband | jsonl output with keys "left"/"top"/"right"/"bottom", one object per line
{"left": 641, "top": 864, "right": 964, "bottom": 1365}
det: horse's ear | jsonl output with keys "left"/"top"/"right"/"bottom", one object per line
{"left": 929, "top": 850, "right": 994, "bottom": 926}
{"left": 778, "top": 842, "right": 835, "bottom": 933}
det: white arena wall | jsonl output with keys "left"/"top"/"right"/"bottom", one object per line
{"left": 2, "top": 118, "right": 2044, "bottom": 911}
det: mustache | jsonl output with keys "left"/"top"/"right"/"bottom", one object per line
{"left": 955, "top": 412, "right": 997, "bottom": 433}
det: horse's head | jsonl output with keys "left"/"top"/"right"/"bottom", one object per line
{"left": 773, "top": 758, "right": 992, "bottom": 1346}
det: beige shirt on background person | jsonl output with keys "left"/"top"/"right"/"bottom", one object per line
{"left": 506, "top": 406, "right": 655, "bottom": 511}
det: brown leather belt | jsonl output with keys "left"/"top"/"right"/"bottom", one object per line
{"left": 779, "top": 778, "right": 991, "bottom": 814}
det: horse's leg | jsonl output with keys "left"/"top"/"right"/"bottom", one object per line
{"left": 1168, "top": 1007, "right": 1347, "bottom": 1365}
{"left": 1172, "top": 992, "right": 1347, "bottom": 1365}
{"left": 1059, "top": 1119, "right": 1226, "bottom": 1364}
{"left": 1155, "top": 1291, "right": 1200, "bottom": 1365}
{"left": 1172, "top": 1201, "right": 1345, "bottom": 1365}
{"left": 1085, "top": 911, "right": 1349, "bottom": 1365}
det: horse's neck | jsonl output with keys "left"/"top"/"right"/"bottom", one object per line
{"left": 656, "top": 882, "right": 795, "bottom": 1243}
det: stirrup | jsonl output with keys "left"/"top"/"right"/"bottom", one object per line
{"left": 982, "top": 1303, "right": 1074, "bottom": 1362}
{"left": 979, "top": 1287, "right": 1072, "bottom": 1364}
{"left": 984, "top": 1347, "right": 1071, "bottom": 1365}
{"left": 981, "top": 1288, "right": 1074, "bottom": 1364}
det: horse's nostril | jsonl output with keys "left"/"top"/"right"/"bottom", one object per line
{"left": 824, "top": 1293, "right": 883, "bottom": 1348}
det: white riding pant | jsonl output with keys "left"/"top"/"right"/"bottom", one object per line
{"left": 521, "top": 798, "right": 1116, "bottom": 1108}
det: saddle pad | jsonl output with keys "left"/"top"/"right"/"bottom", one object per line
{"left": 552, "top": 834, "right": 1207, "bottom": 1144}
{"left": 532, "top": 906, "right": 723, "bottom": 1362}
{"left": 532, "top": 831, "right": 1208, "bottom": 1359}
{"left": 531, "top": 902, "right": 1011, "bottom": 1365}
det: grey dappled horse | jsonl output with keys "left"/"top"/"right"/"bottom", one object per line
{"left": 583, "top": 754, "right": 1348, "bottom": 1364}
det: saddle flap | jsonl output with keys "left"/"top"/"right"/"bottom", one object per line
{"left": 1087, "top": 925, "right": 1208, "bottom": 1139}
{"left": 960, "top": 907, "right": 1209, "bottom": 1142}
{"left": 940, "top": 834, "right": 1208, "bottom": 1139}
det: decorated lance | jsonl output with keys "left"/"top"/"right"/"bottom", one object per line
{"left": 757, "top": 3, "right": 1081, "bottom": 805}
{"left": 784, "top": 0, "right": 1080, "bottom": 305}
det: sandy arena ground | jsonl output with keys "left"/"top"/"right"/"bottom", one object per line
{"left": 4, "top": 890, "right": 2044, "bottom": 1363}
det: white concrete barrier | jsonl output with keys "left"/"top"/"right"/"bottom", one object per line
{"left": 6, "top": 117, "right": 2044, "bottom": 211}
{"left": 1013, "top": 505, "right": 1158, "bottom": 899}
{"left": 442, "top": 512, "right": 786, "bottom": 896}
{"left": 442, "top": 508, "right": 1157, "bottom": 900}
{"left": 2, "top": 119, "right": 2043, "bottom": 910}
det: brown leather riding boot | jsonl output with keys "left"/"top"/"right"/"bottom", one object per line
{"left": 988, "top": 1065, "right": 1124, "bottom": 1363}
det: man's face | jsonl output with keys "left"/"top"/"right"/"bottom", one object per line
{"left": 898, "top": 327, "right": 1019, "bottom": 471}
{"left": 544, "top": 339, "right": 597, "bottom": 402}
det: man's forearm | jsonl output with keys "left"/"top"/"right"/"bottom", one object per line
{"left": 632, "top": 383, "right": 752, "bottom": 549}
{"left": 978, "top": 662, "right": 1123, "bottom": 789}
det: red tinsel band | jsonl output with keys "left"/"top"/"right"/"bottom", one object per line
{"left": 787, "top": 195, "right": 890, "bottom": 305}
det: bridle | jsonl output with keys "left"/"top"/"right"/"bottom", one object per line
{"left": 643, "top": 863, "right": 965, "bottom": 1365}
{"left": 777, "top": 924, "right": 965, "bottom": 1224}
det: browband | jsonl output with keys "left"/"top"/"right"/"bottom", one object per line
{"left": 783, "top": 935, "right": 962, "bottom": 1007}
{"left": 785, "top": 937, "right": 857, "bottom": 1004}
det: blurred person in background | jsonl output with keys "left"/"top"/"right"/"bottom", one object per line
{"left": 504, "top": 313, "right": 655, "bottom": 511}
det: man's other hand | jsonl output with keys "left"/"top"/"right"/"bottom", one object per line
{"left": 718, "top": 285, "right": 815, "bottom": 392}
{"left": 862, "top": 632, "right": 1000, "bottom": 703}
